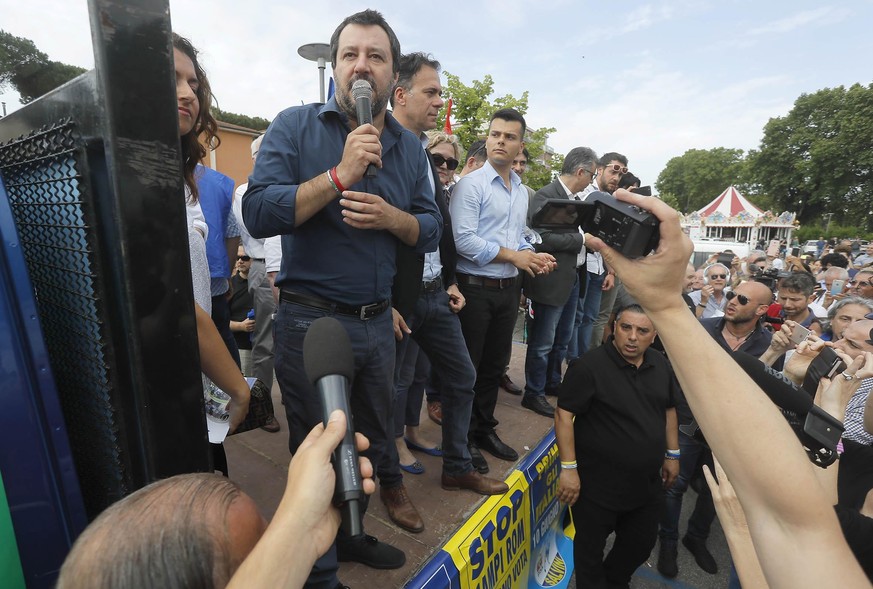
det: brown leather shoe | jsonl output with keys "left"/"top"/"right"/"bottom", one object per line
{"left": 260, "top": 415, "right": 280, "bottom": 433}
{"left": 380, "top": 484, "right": 424, "bottom": 533}
{"left": 499, "top": 373, "right": 522, "bottom": 395}
{"left": 427, "top": 401, "right": 442, "bottom": 425}
{"left": 441, "top": 470, "right": 509, "bottom": 495}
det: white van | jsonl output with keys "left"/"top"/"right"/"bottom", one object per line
{"left": 690, "top": 239, "right": 750, "bottom": 269}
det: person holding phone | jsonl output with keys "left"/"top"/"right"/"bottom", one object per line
{"left": 688, "top": 263, "right": 731, "bottom": 318}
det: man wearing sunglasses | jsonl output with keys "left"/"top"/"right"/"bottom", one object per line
{"left": 658, "top": 280, "right": 774, "bottom": 578}
{"left": 570, "top": 153, "right": 628, "bottom": 360}
{"left": 522, "top": 147, "right": 598, "bottom": 418}
{"left": 689, "top": 263, "right": 730, "bottom": 319}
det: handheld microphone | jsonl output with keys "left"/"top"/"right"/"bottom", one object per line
{"left": 303, "top": 317, "right": 364, "bottom": 537}
{"left": 351, "top": 79, "right": 377, "bottom": 179}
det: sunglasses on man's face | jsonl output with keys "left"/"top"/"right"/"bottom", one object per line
{"left": 725, "top": 291, "right": 752, "bottom": 305}
{"left": 237, "top": 255, "right": 251, "bottom": 261}
{"left": 431, "top": 154, "right": 459, "bottom": 170}
{"left": 604, "top": 163, "right": 628, "bottom": 175}
{"left": 708, "top": 274, "right": 727, "bottom": 280}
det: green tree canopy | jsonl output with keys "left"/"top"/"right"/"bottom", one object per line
{"left": 213, "top": 108, "right": 270, "bottom": 131}
{"left": 748, "top": 83, "right": 873, "bottom": 228}
{"left": 0, "top": 30, "right": 86, "bottom": 103}
{"left": 655, "top": 147, "right": 748, "bottom": 213}
{"left": 1, "top": 30, "right": 271, "bottom": 131}
{"left": 440, "top": 72, "right": 559, "bottom": 190}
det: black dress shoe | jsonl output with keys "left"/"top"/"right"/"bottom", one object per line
{"left": 336, "top": 534, "right": 406, "bottom": 569}
{"left": 521, "top": 395, "right": 555, "bottom": 417}
{"left": 499, "top": 373, "right": 523, "bottom": 395}
{"left": 476, "top": 432, "right": 518, "bottom": 461}
{"left": 468, "top": 443, "right": 489, "bottom": 474}
{"left": 657, "top": 539, "right": 678, "bottom": 578}
{"left": 683, "top": 534, "right": 717, "bottom": 574}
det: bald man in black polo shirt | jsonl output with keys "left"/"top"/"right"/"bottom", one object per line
{"left": 555, "top": 304, "right": 679, "bottom": 589}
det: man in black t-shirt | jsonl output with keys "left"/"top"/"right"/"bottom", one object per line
{"left": 555, "top": 304, "right": 679, "bottom": 588}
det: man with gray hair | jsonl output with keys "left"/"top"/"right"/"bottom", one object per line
{"left": 522, "top": 147, "right": 597, "bottom": 415}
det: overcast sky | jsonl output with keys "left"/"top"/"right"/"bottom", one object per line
{"left": 2, "top": 0, "right": 871, "bottom": 191}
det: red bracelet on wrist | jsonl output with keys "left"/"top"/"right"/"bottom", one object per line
{"left": 329, "top": 167, "right": 347, "bottom": 193}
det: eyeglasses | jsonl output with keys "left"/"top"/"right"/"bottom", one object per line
{"left": 727, "top": 291, "right": 767, "bottom": 307}
{"left": 708, "top": 274, "right": 727, "bottom": 280}
{"left": 851, "top": 280, "right": 873, "bottom": 288}
{"left": 581, "top": 168, "right": 598, "bottom": 179}
{"left": 725, "top": 291, "right": 751, "bottom": 305}
{"left": 237, "top": 255, "right": 251, "bottom": 261}
{"left": 431, "top": 153, "right": 459, "bottom": 170}
{"left": 603, "top": 163, "right": 629, "bottom": 175}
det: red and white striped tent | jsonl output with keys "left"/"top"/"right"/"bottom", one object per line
{"left": 682, "top": 186, "right": 796, "bottom": 246}
{"left": 698, "top": 186, "right": 764, "bottom": 218}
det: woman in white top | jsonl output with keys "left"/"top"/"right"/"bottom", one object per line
{"left": 173, "top": 34, "right": 250, "bottom": 441}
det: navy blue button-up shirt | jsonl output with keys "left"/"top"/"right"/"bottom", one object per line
{"left": 242, "top": 98, "right": 441, "bottom": 306}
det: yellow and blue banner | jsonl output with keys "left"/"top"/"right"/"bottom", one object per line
{"left": 406, "top": 429, "right": 574, "bottom": 589}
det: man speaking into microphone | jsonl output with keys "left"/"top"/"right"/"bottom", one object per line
{"left": 242, "top": 9, "right": 441, "bottom": 588}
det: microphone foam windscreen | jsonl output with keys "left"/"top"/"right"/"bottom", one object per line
{"left": 303, "top": 317, "right": 355, "bottom": 385}
{"left": 351, "top": 79, "right": 372, "bottom": 101}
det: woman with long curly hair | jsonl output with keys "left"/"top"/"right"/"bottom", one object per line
{"left": 173, "top": 34, "right": 249, "bottom": 470}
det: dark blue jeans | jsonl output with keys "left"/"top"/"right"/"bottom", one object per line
{"left": 406, "top": 288, "right": 476, "bottom": 475}
{"left": 659, "top": 431, "right": 716, "bottom": 543}
{"left": 524, "top": 275, "right": 580, "bottom": 398}
{"left": 567, "top": 272, "right": 606, "bottom": 360}
{"left": 273, "top": 301, "right": 395, "bottom": 589}
{"left": 393, "top": 338, "right": 430, "bottom": 434}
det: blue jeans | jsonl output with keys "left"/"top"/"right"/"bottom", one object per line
{"left": 524, "top": 276, "right": 579, "bottom": 398}
{"left": 383, "top": 288, "right": 476, "bottom": 477}
{"left": 659, "top": 432, "right": 716, "bottom": 543}
{"left": 393, "top": 338, "right": 430, "bottom": 434}
{"left": 273, "top": 301, "right": 395, "bottom": 589}
{"left": 569, "top": 271, "right": 604, "bottom": 360}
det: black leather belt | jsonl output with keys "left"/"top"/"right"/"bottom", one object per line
{"left": 251, "top": 257, "right": 266, "bottom": 263}
{"left": 421, "top": 276, "right": 443, "bottom": 293}
{"left": 456, "top": 273, "right": 517, "bottom": 289}
{"left": 279, "top": 290, "right": 390, "bottom": 320}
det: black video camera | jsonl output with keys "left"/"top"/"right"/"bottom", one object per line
{"left": 750, "top": 266, "right": 782, "bottom": 292}
{"left": 531, "top": 191, "right": 660, "bottom": 258}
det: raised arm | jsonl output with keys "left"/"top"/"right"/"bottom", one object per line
{"left": 587, "top": 189, "right": 869, "bottom": 588}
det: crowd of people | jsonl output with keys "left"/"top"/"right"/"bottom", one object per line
{"left": 53, "top": 9, "right": 873, "bottom": 589}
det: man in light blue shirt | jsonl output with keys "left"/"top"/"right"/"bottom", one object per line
{"left": 450, "top": 108, "right": 556, "bottom": 471}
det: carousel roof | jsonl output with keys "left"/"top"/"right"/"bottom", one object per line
{"left": 698, "top": 186, "right": 764, "bottom": 218}
{"left": 683, "top": 186, "right": 797, "bottom": 227}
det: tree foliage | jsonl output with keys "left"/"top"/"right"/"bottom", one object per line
{"left": 213, "top": 108, "right": 270, "bottom": 131}
{"left": 440, "top": 72, "right": 560, "bottom": 191}
{"left": 1, "top": 30, "right": 271, "bottom": 132}
{"left": 748, "top": 84, "right": 873, "bottom": 228}
{"left": 655, "top": 147, "right": 748, "bottom": 213}
{"left": 0, "top": 30, "right": 86, "bottom": 103}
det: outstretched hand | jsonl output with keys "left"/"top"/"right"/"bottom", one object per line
{"left": 585, "top": 189, "right": 692, "bottom": 313}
